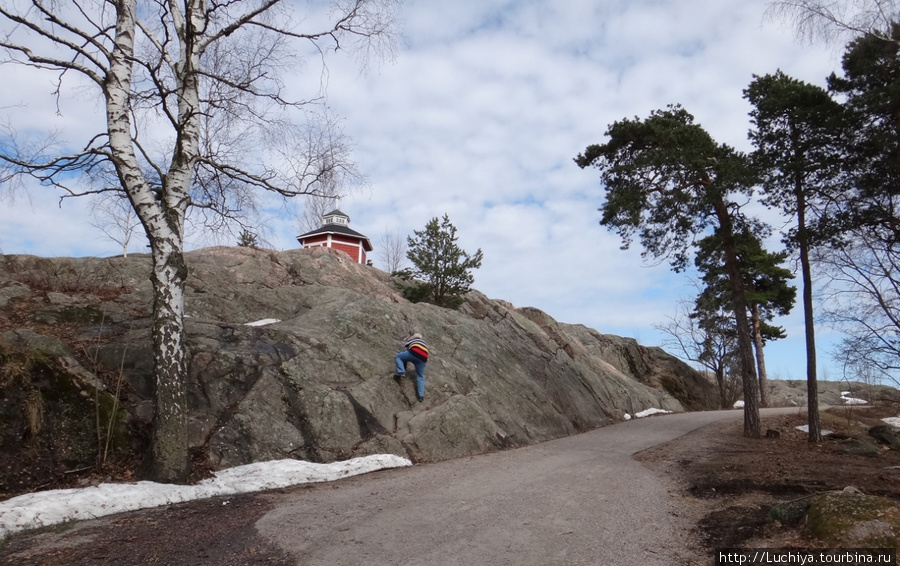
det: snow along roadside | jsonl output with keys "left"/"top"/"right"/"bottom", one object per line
{"left": 0, "top": 454, "right": 412, "bottom": 540}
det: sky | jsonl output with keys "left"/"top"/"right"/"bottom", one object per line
{"left": 0, "top": 0, "right": 858, "bottom": 382}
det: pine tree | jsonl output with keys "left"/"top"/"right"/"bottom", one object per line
{"left": 576, "top": 105, "right": 763, "bottom": 437}
{"left": 397, "top": 214, "right": 484, "bottom": 309}
{"left": 745, "top": 70, "right": 844, "bottom": 440}
{"left": 237, "top": 230, "right": 260, "bottom": 248}
{"left": 694, "top": 230, "right": 796, "bottom": 407}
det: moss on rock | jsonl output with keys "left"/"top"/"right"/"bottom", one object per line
{"left": 806, "top": 490, "right": 900, "bottom": 548}
{"left": 0, "top": 338, "right": 129, "bottom": 497}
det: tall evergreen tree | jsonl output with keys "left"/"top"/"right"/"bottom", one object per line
{"left": 819, "top": 24, "right": 900, "bottom": 385}
{"left": 765, "top": 5, "right": 900, "bottom": 388}
{"left": 745, "top": 70, "right": 844, "bottom": 441}
{"left": 576, "top": 105, "right": 763, "bottom": 437}
{"left": 828, "top": 24, "right": 900, "bottom": 242}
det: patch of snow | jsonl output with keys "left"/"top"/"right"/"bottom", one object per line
{"left": 882, "top": 417, "right": 900, "bottom": 428}
{"left": 0, "top": 454, "right": 411, "bottom": 540}
{"left": 623, "top": 414, "right": 632, "bottom": 420}
{"left": 733, "top": 400, "right": 744, "bottom": 409}
{"left": 245, "top": 318, "right": 281, "bottom": 327}
{"left": 634, "top": 408, "right": 671, "bottom": 418}
{"left": 794, "top": 425, "right": 833, "bottom": 435}
{"left": 840, "top": 391, "right": 867, "bottom": 405}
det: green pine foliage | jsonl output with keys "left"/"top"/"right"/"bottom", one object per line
{"left": 575, "top": 105, "right": 764, "bottom": 437}
{"left": 395, "top": 214, "right": 483, "bottom": 309}
{"left": 237, "top": 230, "right": 259, "bottom": 248}
{"left": 694, "top": 230, "right": 796, "bottom": 343}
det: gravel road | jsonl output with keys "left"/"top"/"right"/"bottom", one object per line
{"left": 257, "top": 409, "right": 770, "bottom": 566}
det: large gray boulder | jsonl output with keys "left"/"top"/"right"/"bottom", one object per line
{"left": 0, "top": 247, "right": 716, "bottom": 478}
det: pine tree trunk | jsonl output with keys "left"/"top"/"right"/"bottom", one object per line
{"left": 751, "top": 304, "right": 769, "bottom": 408}
{"left": 713, "top": 199, "right": 761, "bottom": 438}
{"left": 798, "top": 198, "right": 821, "bottom": 443}
{"left": 801, "top": 248, "right": 820, "bottom": 442}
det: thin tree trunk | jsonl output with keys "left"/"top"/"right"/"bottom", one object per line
{"left": 717, "top": 369, "right": 726, "bottom": 409}
{"left": 715, "top": 367, "right": 727, "bottom": 409}
{"left": 751, "top": 303, "right": 769, "bottom": 408}
{"left": 784, "top": 121, "right": 821, "bottom": 443}
{"left": 797, "top": 192, "right": 821, "bottom": 442}
{"left": 713, "top": 199, "right": 761, "bottom": 438}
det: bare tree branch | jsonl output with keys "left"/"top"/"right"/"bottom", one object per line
{"left": 90, "top": 190, "right": 143, "bottom": 257}
{"left": 816, "top": 231, "right": 900, "bottom": 385}
{"left": 378, "top": 227, "right": 407, "bottom": 273}
{"left": 766, "top": 0, "right": 900, "bottom": 44}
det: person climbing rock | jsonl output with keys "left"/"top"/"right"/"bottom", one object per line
{"left": 394, "top": 332, "right": 428, "bottom": 402}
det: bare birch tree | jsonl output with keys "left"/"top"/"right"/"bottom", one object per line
{"left": 816, "top": 233, "right": 900, "bottom": 386}
{"left": 379, "top": 227, "right": 406, "bottom": 272}
{"left": 296, "top": 113, "right": 355, "bottom": 233}
{"left": 767, "top": 0, "right": 900, "bottom": 44}
{"left": 0, "top": 0, "right": 399, "bottom": 483}
{"left": 657, "top": 296, "right": 740, "bottom": 410}
{"left": 90, "top": 193, "right": 143, "bottom": 257}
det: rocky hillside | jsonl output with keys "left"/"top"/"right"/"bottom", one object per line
{"left": 0, "top": 246, "right": 715, "bottom": 494}
{"left": 766, "top": 379, "right": 900, "bottom": 408}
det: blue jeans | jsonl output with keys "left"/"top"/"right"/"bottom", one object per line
{"left": 395, "top": 350, "right": 426, "bottom": 398}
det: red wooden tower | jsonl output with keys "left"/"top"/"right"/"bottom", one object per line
{"left": 296, "top": 209, "right": 373, "bottom": 264}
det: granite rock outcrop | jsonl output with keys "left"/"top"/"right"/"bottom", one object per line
{"left": 0, "top": 246, "right": 715, "bottom": 489}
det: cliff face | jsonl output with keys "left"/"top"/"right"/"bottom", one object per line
{"left": 0, "top": 246, "right": 715, "bottom": 489}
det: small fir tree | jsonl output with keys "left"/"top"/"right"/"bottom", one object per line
{"left": 694, "top": 230, "right": 796, "bottom": 407}
{"left": 237, "top": 230, "right": 260, "bottom": 248}
{"left": 397, "top": 214, "right": 483, "bottom": 309}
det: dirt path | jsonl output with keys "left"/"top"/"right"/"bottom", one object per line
{"left": 3, "top": 408, "right": 807, "bottom": 566}
{"left": 255, "top": 409, "right": 776, "bottom": 566}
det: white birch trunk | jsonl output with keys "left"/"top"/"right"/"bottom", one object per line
{"left": 105, "top": 0, "right": 200, "bottom": 483}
